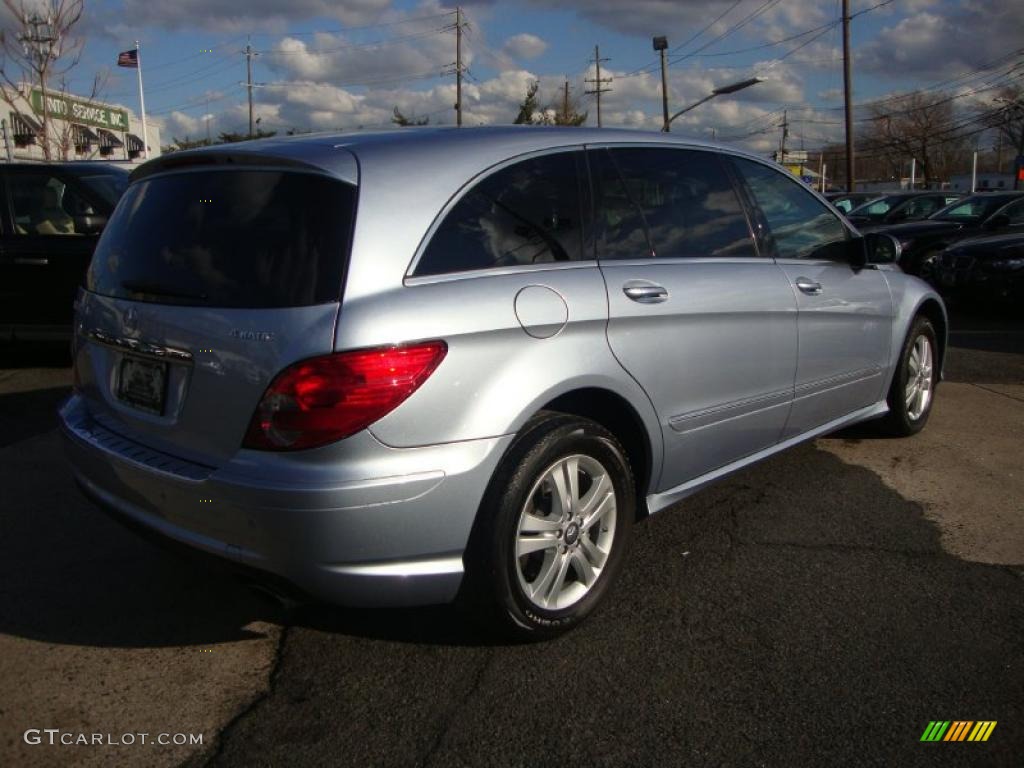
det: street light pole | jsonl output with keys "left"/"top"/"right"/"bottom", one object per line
{"left": 653, "top": 36, "right": 669, "bottom": 132}
{"left": 663, "top": 77, "right": 762, "bottom": 130}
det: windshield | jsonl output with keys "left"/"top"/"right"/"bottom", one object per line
{"left": 849, "top": 195, "right": 902, "bottom": 218}
{"left": 931, "top": 195, "right": 1017, "bottom": 222}
{"left": 88, "top": 169, "right": 356, "bottom": 308}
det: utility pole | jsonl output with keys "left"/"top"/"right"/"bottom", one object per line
{"left": 245, "top": 37, "right": 255, "bottom": 138}
{"left": 563, "top": 80, "right": 570, "bottom": 122}
{"left": 653, "top": 36, "right": 670, "bottom": 132}
{"left": 841, "top": 0, "right": 855, "bottom": 192}
{"left": 455, "top": 7, "right": 464, "bottom": 127}
{"left": 779, "top": 109, "right": 789, "bottom": 156}
{"left": 585, "top": 45, "right": 612, "bottom": 127}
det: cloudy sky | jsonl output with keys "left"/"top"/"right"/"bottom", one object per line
{"left": 60, "top": 0, "right": 1024, "bottom": 153}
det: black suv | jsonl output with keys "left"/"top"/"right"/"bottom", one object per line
{"left": 0, "top": 162, "right": 129, "bottom": 341}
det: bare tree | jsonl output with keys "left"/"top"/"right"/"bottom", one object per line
{"left": 512, "top": 79, "right": 588, "bottom": 127}
{"left": 0, "top": 0, "right": 105, "bottom": 159}
{"left": 391, "top": 106, "right": 429, "bottom": 127}
{"left": 861, "top": 92, "right": 970, "bottom": 186}
{"left": 980, "top": 83, "right": 1024, "bottom": 173}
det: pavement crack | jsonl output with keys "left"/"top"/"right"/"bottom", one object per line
{"left": 200, "top": 623, "right": 291, "bottom": 768}
{"left": 742, "top": 537, "right": 942, "bottom": 559}
{"left": 418, "top": 649, "right": 494, "bottom": 768}
{"left": 969, "top": 382, "right": 1024, "bottom": 404}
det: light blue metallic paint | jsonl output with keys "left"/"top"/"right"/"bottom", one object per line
{"left": 61, "top": 127, "right": 945, "bottom": 607}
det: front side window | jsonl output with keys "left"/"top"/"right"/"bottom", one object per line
{"left": 414, "top": 151, "right": 584, "bottom": 276}
{"left": 592, "top": 147, "right": 756, "bottom": 261}
{"left": 732, "top": 157, "right": 848, "bottom": 260}
{"left": 899, "top": 197, "right": 936, "bottom": 219}
{"left": 9, "top": 173, "right": 99, "bottom": 236}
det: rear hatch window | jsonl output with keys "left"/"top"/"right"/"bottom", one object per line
{"left": 87, "top": 169, "right": 356, "bottom": 308}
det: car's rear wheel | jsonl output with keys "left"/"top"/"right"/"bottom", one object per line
{"left": 879, "top": 315, "right": 938, "bottom": 436}
{"left": 467, "top": 412, "right": 633, "bottom": 639}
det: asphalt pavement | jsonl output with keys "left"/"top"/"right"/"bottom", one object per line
{"left": 1, "top": 309, "right": 1022, "bottom": 768}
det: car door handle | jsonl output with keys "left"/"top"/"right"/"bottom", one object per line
{"left": 795, "top": 277, "right": 822, "bottom": 295}
{"left": 13, "top": 256, "right": 49, "bottom": 266}
{"left": 623, "top": 282, "right": 668, "bottom": 303}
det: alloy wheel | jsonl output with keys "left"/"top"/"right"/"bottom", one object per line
{"left": 514, "top": 454, "right": 617, "bottom": 611}
{"left": 905, "top": 334, "right": 934, "bottom": 421}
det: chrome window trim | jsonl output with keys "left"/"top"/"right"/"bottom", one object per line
{"left": 404, "top": 259, "right": 600, "bottom": 286}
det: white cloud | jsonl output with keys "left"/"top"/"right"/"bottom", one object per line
{"left": 96, "top": 0, "right": 394, "bottom": 33}
{"left": 502, "top": 33, "right": 548, "bottom": 60}
{"left": 859, "top": 0, "right": 1022, "bottom": 78}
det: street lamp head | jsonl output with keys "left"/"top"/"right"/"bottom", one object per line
{"left": 652, "top": 36, "right": 668, "bottom": 51}
{"left": 711, "top": 77, "right": 763, "bottom": 96}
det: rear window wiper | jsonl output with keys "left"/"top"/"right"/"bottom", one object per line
{"left": 121, "top": 280, "right": 209, "bottom": 302}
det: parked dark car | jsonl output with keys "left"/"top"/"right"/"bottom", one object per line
{"left": 936, "top": 230, "right": 1024, "bottom": 304}
{"left": 846, "top": 191, "right": 961, "bottom": 228}
{"left": 825, "top": 192, "right": 881, "bottom": 214}
{"left": 871, "top": 192, "right": 1024, "bottom": 276}
{"left": 0, "top": 162, "right": 130, "bottom": 341}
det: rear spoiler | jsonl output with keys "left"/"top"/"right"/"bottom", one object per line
{"left": 131, "top": 141, "right": 358, "bottom": 186}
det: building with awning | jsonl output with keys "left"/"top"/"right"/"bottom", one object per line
{"left": 2, "top": 85, "right": 160, "bottom": 164}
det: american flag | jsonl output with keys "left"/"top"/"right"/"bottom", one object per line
{"left": 117, "top": 49, "right": 138, "bottom": 68}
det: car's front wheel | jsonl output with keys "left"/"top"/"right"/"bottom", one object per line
{"left": 468, "top": 413, "right": 634, "bottom": 639}
{"left": 880, "top": 315, "right": 938, "bottom": 436}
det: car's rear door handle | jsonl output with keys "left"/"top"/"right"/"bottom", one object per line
{"left": 13, "top": 256, "right": 49, "bottom": 266}
{"left": 623, "top": 282, "right": 668, "bottom": 303}
{"left": 795, "top": 277, "right": 822, "bottom": 295}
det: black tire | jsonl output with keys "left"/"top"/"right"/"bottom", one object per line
{"left": 879, "top": 315, "right": 938, "bottom": 436}
{"left": 464, "top": 412, "right": 634, "bottom": 639}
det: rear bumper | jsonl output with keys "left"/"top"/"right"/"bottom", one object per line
{"left": 60, "top": 395, "right": 511, "bottom": 607}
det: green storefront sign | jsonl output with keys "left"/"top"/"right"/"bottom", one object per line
{"left": 30, "top": 89, "right": 129, "bottom": 131}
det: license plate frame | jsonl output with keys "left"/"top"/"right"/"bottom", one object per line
{"left": 117, "top": 355, "right": 168, "bottom": 415}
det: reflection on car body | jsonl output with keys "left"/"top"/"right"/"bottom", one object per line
{"left": 60, "top": 128, "right": 946, "bottom": 637}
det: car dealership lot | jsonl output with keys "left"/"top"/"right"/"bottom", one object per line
{"left": 1, "top": 316, "right": 1022, "bottom": 768}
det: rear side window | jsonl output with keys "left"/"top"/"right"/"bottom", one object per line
{"left": 593, "top": 148, "right": 756, "bottom": 260}
{"left": 88, "top": 169, "right": 355, "bottom": 307}
{"left": 413, "top": 151, "right": 584, "bottom": 276}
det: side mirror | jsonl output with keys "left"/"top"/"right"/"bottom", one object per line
{"left": 863, "top": 232, "right": 901, "bottom": 266}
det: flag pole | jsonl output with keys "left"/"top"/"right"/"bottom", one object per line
{"left": 135, "top": 41, "right": 149, "bottom": 159}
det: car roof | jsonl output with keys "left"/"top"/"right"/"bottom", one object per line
{"left": 138, "top": 125, "right": 773, "bottom": 185}
{"left": 131, "top": 127, "right": 803, "bottom": 302}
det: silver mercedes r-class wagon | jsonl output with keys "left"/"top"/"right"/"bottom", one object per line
{"left": 61, "top": 127, "right": 945, "bottom": 637}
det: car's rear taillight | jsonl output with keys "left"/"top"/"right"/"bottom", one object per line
{"left": 243, "top": 341, "right": 447, "bottom": 451}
